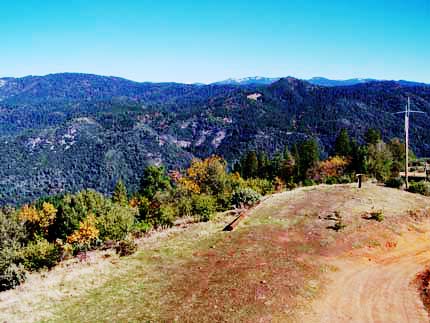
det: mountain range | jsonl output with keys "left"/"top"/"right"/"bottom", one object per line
{"left": 0, "top": 73, "right": 429, "bottom": 205}
{"left": 213, "top": 76, "right": 429, "bottom": 87}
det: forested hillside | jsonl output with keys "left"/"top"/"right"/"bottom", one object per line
{"left": 1, "top": 73, "right": 430, "bottom": 205}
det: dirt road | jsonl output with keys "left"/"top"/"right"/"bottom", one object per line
{"left": 304, "top": 232, "right": 430, "bottom": 323}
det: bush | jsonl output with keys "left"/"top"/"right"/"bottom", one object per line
{"left": 231, "top": 188, "right": 261, "bottom": 208}
{"left": 244, "top": 178, "right": 274, "bottom": 195}
{"left": 150, "top": 205, "right": 176, "bottom": 228}
{"left": 96, "top": 204, "right": 136, "bottom": 241}
{"left": 0, "top": 210, "right": 27, "bottom": 291}
{"left": 131, "top": 221, "right": 153, "bottom": 237}
{"left": 192, "top": 194, "right": 217, "bottom": 222}
{"left": 324, "top": 176, "right": 338, "bottom": 185}
{"left": 338, "top": 175, "right": 353, "bottom": 184}
{"left": 370, "top": 210, "right": 384, "bottom": 222}
{"left": 20, "top": 239, "right": 61, "bottom": 271}
{"left": 115, "top": 239, "right": 137, "bottom": 257}
{"left": 0, "top": 264, "right": 26, "bottom": 291}
{"left": 175, "top": 195, "right": 193, "bottom": 218}
{"left": 303, "top": 179, "right": 316, "bottom": 187}
{"left": 385, "top": 177, "right": 404, "bottom": 189}
{"left": 408, "top": 181, "right": 430, "bottom": 196}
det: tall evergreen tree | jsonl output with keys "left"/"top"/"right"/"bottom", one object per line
{"left": 279, "top": 147, "right": 295, "bottom": 182}
{"left": 242, "top": 151, "right": 258, "bottom": 179}
{"left": 334, "top": 129, "right": 352, "bottom": 157}
{"left": 112, "top": 179, "right": 128, "bottom": 206}
{"left": 139, "top": 165, "right": 171, "bottom": 200}
{"left": 257, "top": 152, "right": 270, "bottom": 179}
{"left": 364, "top": 128, "right": 381, "bottom": 145}
{"left": 291, "top": 143, "right": 300, "bottom": 179}
{"left": 298, "top": 138, "right": 319, "bottom": 179}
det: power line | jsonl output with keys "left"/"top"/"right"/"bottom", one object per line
{"left": 393, "top": 97, "right": 425, "bottom": 189}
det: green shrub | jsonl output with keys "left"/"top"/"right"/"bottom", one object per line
{"left": 244, "top": 178, "right": 274, "bottom": 195}
{"left": 96, "top": 204, "right": 136, "bottom": 241}
{"left": 192, "top": 194, "right": 217, "bottom": 222}
{"left": 385, "top": 177, "right": 403, "bottom": 189}
{"left": 175, "top": 196, "right": 193, "bottom": 218}
{"left": 338, "top": 175, "right": 353, "bottom": 184}
{"left": 324, "top": 176, "right": 338, "bottom": 185}
{"left": 303, "top": 179, "right": 316, "bottom": 187}
{"left": 408, "top": 181, "right": 430, "bottom": 196}
{"left": 136, "top": 196, "right": 150, "bottom": 222}
{"left": 0, "top": 210, "right": 27, "bottom": 291}
{"left": 0, "top": 264, "right": 26, "bottom": 291}
{"left": 231, "top": 188, "right": 261, "bottom": 208}
{"left": 131, "top": 221, "right": 153, "bottom": 236}
{"left": 20, "top": 238, "right": 61, "bottom": 271}
{"left": 150, "top": 205, "right": 176, "bottom": 228}
{"left": 115, "top": 239, "right": 137, "bottom": 257}
{"left": 369, "top": 210, "right": 384, "bottom": 222}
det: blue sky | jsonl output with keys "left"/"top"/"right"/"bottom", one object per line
{"left": 1, "top": 0, "right": 429, "bottom": 83}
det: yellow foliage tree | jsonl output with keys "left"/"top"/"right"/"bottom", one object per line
{"left": 39, "top": 202, "right": 57, "bottom": 231}
{"left": 18, "top": 204, "right": 40, "bottom": 223}
{"left": 66, "top": 215, "right": 99, "bottom": 245}
{"left": 317, "top": 156, "right": 350, "bottom": 178}
{"left": 178, "top": 156, "right": 227, "bottom": 194}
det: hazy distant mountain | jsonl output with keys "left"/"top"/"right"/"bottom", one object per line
{"left": 213, "top": 76, "right": 429, "bottom": 87}
{"left": 212, "top": 76, "right": 281, "bottom": 85}
{"left": 307, "top": 77, "right": 377, "bottom": 87}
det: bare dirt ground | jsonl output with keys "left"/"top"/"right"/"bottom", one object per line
{"left": 301, "top": 229, "right": 430, "bottom": 322}
{"left": 2, "top": 183, "right": 430, "bottom": 322}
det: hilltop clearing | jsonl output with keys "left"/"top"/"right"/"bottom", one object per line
{"left": 2, "top": 183, "right": 430, "bottom": 322}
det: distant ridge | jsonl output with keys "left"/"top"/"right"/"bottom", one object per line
{"left": 213, "top": 76, "right": 429, "bottom": 87}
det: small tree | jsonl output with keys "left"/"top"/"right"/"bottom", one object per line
{"left": 334, "top": 129, "right": 352, "bottom": 157}
{"left": 298, "top": 138, "right": 320, "bottom": 180}
{"left": 139, "top": 165, "right": 171, "bottom": 200}
{"left": 242, "top": 151, "right": 259, "bottom": 179}
{"left": 364, "top": 128, "right": 381, "bottom": 145}
{"left": 112, "top": 179, "right": 128, "bottom": 206}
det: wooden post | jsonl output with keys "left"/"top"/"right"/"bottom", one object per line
{"left": 356, "top": 174, "right": 362, "bottom": 188}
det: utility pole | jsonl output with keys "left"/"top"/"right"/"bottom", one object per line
{"left": 394, "top": 97, "right": 425, "bottom": 189}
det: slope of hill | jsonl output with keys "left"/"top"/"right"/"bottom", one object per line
{"left": 1, "top": 73, "right": 430, "bottom": 205}
{"left": 2, "top": 183, "right": 430, "bottom": 322}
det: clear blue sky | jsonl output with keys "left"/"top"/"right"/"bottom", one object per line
{"left": 1, "top": 0, "right": 429, "bottom": 83}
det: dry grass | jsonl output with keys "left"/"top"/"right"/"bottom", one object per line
{"left": 2, "top": 183, "right": 430, "bottom": 322}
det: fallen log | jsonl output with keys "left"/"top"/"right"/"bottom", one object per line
{"left": 223, "top": 212, "right": 247, "bottom": 231}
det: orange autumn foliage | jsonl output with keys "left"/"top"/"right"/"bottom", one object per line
{"left": 66, "top": 215, "right": 99, "bottom": 245}
{"left": 18, "top": 202, "right": 57, "bottom": 233}
{"left": 317, "top": 156, "right": 350, "bottom": 178}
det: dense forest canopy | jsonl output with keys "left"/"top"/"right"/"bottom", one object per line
{"left": 0, "top": 73, "right": 429, "bottom": 205}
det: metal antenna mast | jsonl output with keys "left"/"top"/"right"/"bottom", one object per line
{"left": 394, "top": 97, "right": 425, "bottom": 189}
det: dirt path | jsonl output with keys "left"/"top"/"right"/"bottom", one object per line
{"left": 304, "top": 232, "right": 430, "bottom": 323}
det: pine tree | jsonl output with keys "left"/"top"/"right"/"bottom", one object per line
{"left": 112, "top": 179, "right": 128, "bottom": 206}
{"left": 334, "top": 129, "right": 352, "bottom": 157}
{"left": 364, "top": 128, "right": 381, "bottom": 145}
{"left": 243, "top": 151, "right": 258, "bottom": 179}
{"left": 278, "top": 146, "right": 295, "bottom": 182}
{"left": 257, "top": 152, "right": 270, "bottom": 178}
{"left": 298, "top": 138, "right": 319, "bottom": 180}
{"left": 139, "top": 165, "right": 171, "bottom": 200}
{"left": 291, "top": 144, "right": 300, "bottom": 179}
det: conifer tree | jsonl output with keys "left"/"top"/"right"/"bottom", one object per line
{"left": 112, "top": 179, "right": 128, "bottom": 206}
{"left": 364, "top": 128, "right": 381, "bottom": 145}
{"left": 243, "top": 151, "right": 258, "bottom": 179}
{"left": 334, "top": 129, "right": 352, "bottom": 157}
{"left": 298, "top": 138, "right": 319, "bottom": 179}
